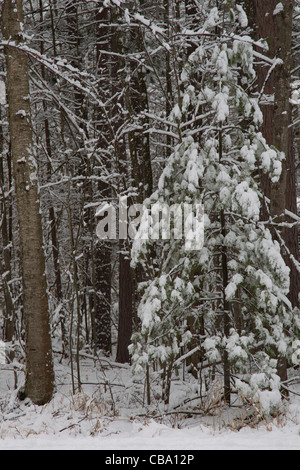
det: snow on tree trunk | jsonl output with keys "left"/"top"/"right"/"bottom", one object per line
{"left": 2, "top": 0, "right": 54, "bottom": 405}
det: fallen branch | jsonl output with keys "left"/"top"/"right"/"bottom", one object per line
{"left": 135, "top": 410, "right": 206, "bottom": 420}
{"left": 280, "top": 384, "right": 300, "bottom": 397}
{"left": 59, "top": 414, "right": 88, "bottom": 433}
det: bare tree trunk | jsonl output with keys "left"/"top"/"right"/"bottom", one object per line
{"left": 164, "top": 0, "right": 174, "bottom": 159}
{"left": 2, "top": 0, "right": 54, "bottom": 405}
{"left": 38, "top": 0, "right": 66, "bottom": 355}
{"left": 66, "top": 158, "right": 82, "bottom": 392}
{"left": 271, "top": 0, "right": 299, "bottom": 311}
{"left": 116, "top": 242, "right": 133, "bottom": 363}
{"left": 270, "top": 1, "right": 293, "bottom": 225}
{"left": 253, "top": 0, "right": 297, "bottom": 387}
{"left": 219, "top": 128, "right": 231, "bottom": 406}
{"left": 0, "top": 107, "right": 14, "bottom": 343}
{"left": 93, "top": 4, "right": 113, "bottom": 356}
{"left": 253, "top": 0, "right": 276, "bottom": 219}
{"left": 271, "top": 0, "right": 295, "bottom": 388}
{"left": 106, "top": 5, "right": 134, "bottom": 363}
{"left": 254, "top": 0, "right": 299, "bottom": 308}
{"left": 126, "top": 11, "right": 153, "bottom": 201}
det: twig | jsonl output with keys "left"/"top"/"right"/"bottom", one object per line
{"left": 59, "top": 414, "right": 88, "bottom": 433}
{"left": 280, "top": 384, "right": 300, "bottom": 397}
{"left": 135, "top": 410, "right": 206, "bottom": 420}
{"left": 173, "top": 395, "right": 205, "bottom": 410}
{"left": 80, "top": 382, "right": 125, "bottom": 387}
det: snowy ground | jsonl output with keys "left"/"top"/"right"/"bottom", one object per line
{"left": 1, "top": 351, "right": 300, "bottom": 450}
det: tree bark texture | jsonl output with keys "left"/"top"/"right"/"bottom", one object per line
{"left": 254, "top": 0, "right": 299, "bottom": 308}
{"left": 2, "top": 0, "right": 54, "bottom": 405}
{"left": 116, "top": 243, "right": 133, "bottom": 364}
{"left": 93, "top": 4, "right": 113, "bottom": 355}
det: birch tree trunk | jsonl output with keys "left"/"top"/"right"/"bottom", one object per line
{"left": 2, "top": 0, "right": 54, "bottom": 405}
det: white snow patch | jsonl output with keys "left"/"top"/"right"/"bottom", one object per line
{"left": 0, "top": 353, "right": 300, "bottom": 449}
{"left": 274, "top": 3, "right": 284, "bottom": 15}
{"left": 0, "top": 80, "right": 6, "bottom": 105}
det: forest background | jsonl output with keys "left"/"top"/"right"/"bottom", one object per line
{"left": 0, "top": 0, "right": 300, "bottom": 429}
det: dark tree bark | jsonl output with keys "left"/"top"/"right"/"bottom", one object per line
{"left": 271, "top": 1, "right": 300, "bottom": 310}
{"left": 219, "top": 128, "right": 231, "bottom": 406}
{"left": 0, "top": 107, "right": 14, "bottom": 343}
{"left": 94, "top": 240, "right": 112, "bottom": 355}
{"left": 93, "top": 4, "right": 113, "bottom": 355}
{"left": 116, "top": 243, "right": 133, "bottom": 363}
{"left": 38, "top": 0, "right": 66, "bottom": 354}
{"left": 251, "top": 0, "right": 299, "bottom": 310}
{"left": 126, "top": 22, "right": 153, "bottom": 200}
{"left": 252, "top": 0, "right": 298, "bottom": 386}
{"left": 109, "top": 5, "right": 134, "bottom": 363}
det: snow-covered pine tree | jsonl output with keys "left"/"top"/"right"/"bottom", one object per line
{"left": 130, "top": 1, "right": 300, "bottom": 410}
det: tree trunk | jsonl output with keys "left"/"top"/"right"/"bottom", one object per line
{"left": 219, "top": 128, "right": 231, "bottom": 406}
{"left": 2, "top": 0, "right": 54, "bottom": 405}
{"left": 93, "top": 4, "right": 113, "bottom": 355}
{"left": 108, "top": 5, "right": 134, "bottom": 363}
{"left": 116, "top": 243, "right": 133, "bottom": 363}
{"left": 254, "top": 0, "right": 299, "bottom": 309}
{"left": 126, "top": 7, "right": 153, "bottom": 201}
{"left": 254, "top": 0, "right": 298, "bottom": 387}
{"left": 253, "top": 0, "right": 277, "bottom": 219}
{"left": 271, "top": 0, "right": 296, "bottom": 387}
{"left": 271, "top": 0, "right": 299, "bottom": 310}
{"left": 38, "top": 0, "right": 66, "bottom": 354}
{"left": 0, "top": 105, "right": 14, "bottom": 343}
{"left": 164, "top": 0, "right": 174, "bottom": 160}
{"left": 270, "top": 1, "right": 293, "bottom": 225}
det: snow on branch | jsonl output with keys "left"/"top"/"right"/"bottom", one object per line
{"left": 99, "top": 0, "right": 170, "bottom": 52}
{"left": 0, "top": 40, "right": 106, "bottom": 111}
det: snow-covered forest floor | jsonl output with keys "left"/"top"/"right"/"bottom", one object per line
{"left": 1, "top": 350, "right": 300, "bottom": 450}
